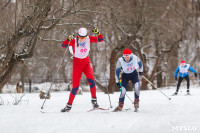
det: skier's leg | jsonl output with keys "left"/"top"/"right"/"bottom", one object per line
{"left": 113, "top": 74, "right": 128, "bottom": 111}
{"left": 176, "top": 77, "right": 183, "bottom": 94}
{"left": 131, "top": 75, "right": 140, "bottom": 109}
{"left": 67, "top": 61, "right": 83, "bottom": 105}
{"left": 83, "top": 60, "right": 99, "bottom": 108}
{"left": 61, "top": 61, "right": 83, "bottom": 112}
{"left": 113, "top": 73, "right": 129, "bottom": 111}
{"left": 185, "top": 75, "right": 190, "bottom": 93}
{"left": 131, "top": 75, "right": 140, "bottom": 99}
{"left": 119, "top": 74, "right": 129, "bottom": 103}
{"left": 83, "top": 61, "right": 96, "bottom": 98}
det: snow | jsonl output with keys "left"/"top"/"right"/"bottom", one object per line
{"left": 0, "top": 85, "right": 200, "bottom": 133}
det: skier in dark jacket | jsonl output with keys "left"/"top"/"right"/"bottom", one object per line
{"left": 114, "top": 49, "right": 143, "bottom": 112}
{"left": 173, "top": 60, "right": 197, "bottom": 95}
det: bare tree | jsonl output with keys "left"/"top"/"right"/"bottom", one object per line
{"left": 0, "top": 0, "right": 102, "bottom": 92}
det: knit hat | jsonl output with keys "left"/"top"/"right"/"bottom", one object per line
{"left": 180, "top": 60, "right": 185, "bottom": 63}
{"left": 123, "top": 49, "right": 131, "bottom": 55}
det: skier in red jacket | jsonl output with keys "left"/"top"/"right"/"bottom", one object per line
{"left": 61, "top": 27, "right": 104, "bottom": 112}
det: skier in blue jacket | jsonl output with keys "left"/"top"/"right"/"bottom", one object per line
{"left": 174, "top": 60, "right": 197, "bottom": 95}
{"left": 199, "top": 72, "right": 200, "bottom": 84}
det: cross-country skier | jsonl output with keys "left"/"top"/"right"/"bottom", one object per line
{"left": 60, "top": 27, "right": 104, "bottom": 112}
{"left": 173, "top": 60, "right": 197, "bottom": 95}
{"left": 199, "top": 72, "right": 200, "bottom": 84}
{"left": 114, "top": 49, "right": 143, "bottom": 112}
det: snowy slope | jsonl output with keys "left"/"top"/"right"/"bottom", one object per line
{"left": 0, "top": 85, "right": 200, "bottom": 133}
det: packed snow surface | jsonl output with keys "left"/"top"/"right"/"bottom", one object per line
{"left": 0, "top": 85, "right": 200, "bottom": 133}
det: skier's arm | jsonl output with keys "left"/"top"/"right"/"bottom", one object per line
{"left": 61, "top": 38, "right": 75, "bottom": 56}
{"left": 69, "top": 46, "right": 73, "bottom": 55}
{"left": 137, "top": 56, "right": 143, "bottom": 72}
{"left": 62, "top": 38, "right": 69, "bottom": 48}
{"left": 62, "top": 34, "right": 75, "bottom": 48}
{"left": 115, "top": 59, "right": 122, "bottom": 83}
{"left": 89, "top": 34, "right": 104, "bottom": 43}
{"left": 188, "top": 66, "right": 197, "bottom": 74}
{"left": 174, "top": 67, "right": 179, "bottom": 77}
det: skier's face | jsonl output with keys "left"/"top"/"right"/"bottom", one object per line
{"left": 78, "top": 36, "right": 86, "bottom": 43}
{"left": 181, "top": 63, "right": 185, "bottom": 67}
{"left": 123, "top": 54, "right": 130, "bottom": 62}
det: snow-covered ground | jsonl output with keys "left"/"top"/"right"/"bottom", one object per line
{"left": 0, "top": 85, "right": 200, "bottom": 133}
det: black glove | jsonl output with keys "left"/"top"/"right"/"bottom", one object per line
{"left": 116, "top": 82, "right": 121, "bottom": 89}
{"left": 139, "top": 72, "right": 143, "bottom": 76}
{"left": 92, "top": 27, "right": 100, "bottom": 35}
{"left": 194, "top": 73, "right": 197, "bottom": 78}
{"left": 175, "top": 77, "right": 177, "bottom": 81}
{"left": 68, "top": 34, "right": 74, "bottom": 41}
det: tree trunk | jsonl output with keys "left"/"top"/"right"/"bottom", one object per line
{"left": 155, "top": 28, "right": 163, "bottom": 88}
{"left": 108, "top": 50, "right": 117, "bottom": 93}
{"left": 157, "top": 65, "right": 163, "bottom": 87}
{"left": 0, "top": 54, "right": 19, "bottom": 92}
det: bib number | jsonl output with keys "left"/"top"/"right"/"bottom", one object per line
{"left": 127, "top": 67, "right": 135, "bottom": 71}
{"left": 80, "top": 48, "right": 87, "bottom": 53}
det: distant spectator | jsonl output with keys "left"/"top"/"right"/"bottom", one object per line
{"left": 16, "top": 81, "right": 23, "bottom": 93}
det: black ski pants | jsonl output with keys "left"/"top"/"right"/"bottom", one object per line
{"left": 176, "top": 75, "right": 190, "bottom": 92}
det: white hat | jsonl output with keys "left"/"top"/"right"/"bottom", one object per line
{"left": 78, "top": 28, "right": 88, "bottom": 37}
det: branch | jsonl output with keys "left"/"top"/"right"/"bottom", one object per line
{"left": 115, "top": 24, "right": 132, "bottom": 37}
{"left": 0, "top": 0, "right": 11, "bottom": 13}
{"left": 40, "top": 0, "right": 82, "bottom": 31}
{"left": 38, "top": 35, "right": 64, "bottom": 43}
{"left": 10, "top": 93, "right": 26, "bottom": 105}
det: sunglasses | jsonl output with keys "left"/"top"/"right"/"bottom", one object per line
{"left": 123, "top": 54, "right": 130, "bottom": 57}
{"left": 78, "top": 36, "right": 87, "bottom": 39}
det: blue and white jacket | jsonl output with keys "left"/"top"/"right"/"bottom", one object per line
{"left": 115, "top": 53, "right": 143, "bottom": 83}
{"left": 174, "top": 64, "right": 196, "bottom": 78}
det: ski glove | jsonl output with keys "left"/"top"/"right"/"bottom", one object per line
{"left": 93, "top": 27, "right": 100, "bottom": 35}
{"left": 175, "top": 77, "right": 177, "bottom": 81}
{"left": 194, "top": 73, "right": 197, "bottom": 78}
{"left": 68, "top": 34, "right": 74, "bottom": 41}
{"left": 139, "top": 72, "right": 143, "bottom": 76}
{"left": 116, "top": 82, "right": 121, "bottom": 89}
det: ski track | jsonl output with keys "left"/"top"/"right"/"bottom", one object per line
{"left": 0, "top": 85, "right": 200, "bottom": 133}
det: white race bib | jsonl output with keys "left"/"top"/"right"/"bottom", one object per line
{"left": 74, "top": 36, "right": 90, "bottom": 59}
{"left": 119, "top": 55, "right": 139, "bottom": 74}
{"left": 179, "top": 64, "right": 190, "bottom": 73}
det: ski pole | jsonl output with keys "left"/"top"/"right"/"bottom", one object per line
{"left": 142, "top": 75, "right": 171, "bottom": 100}
{"left": 126, "top": 93, "right": 134, "bottom": 104}
{"left": 119, "top": 79, "right": 134, "bottom": 104}
{"left": 41, "top": 43, "right": 70, "bottom": 109}
{"left": 103, "top": 66, "right": 112, "bottom": 108}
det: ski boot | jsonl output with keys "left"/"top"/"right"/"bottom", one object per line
{"left": 91, "top": 98, "right": 99, "bottom": 108}
{"left": 172, "top": 92, "right": 178, "bottom": 96}
{"left": 113, "top": 102, "right": 124, "bottom": 112}
{"left": 186, "top": 90, "right": 190, "bottom": 95}
{"left": 134, "top": 98, "right": 139, "bottom": 112}
{"left": 61, "top": 104, "right": 72, "bottom": 112}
